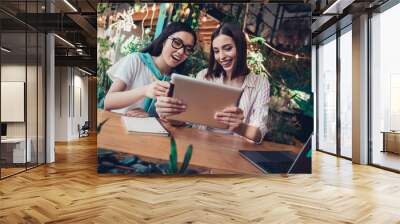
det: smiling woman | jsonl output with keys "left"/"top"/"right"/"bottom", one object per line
{"left": 156, "top": 22, "right": 270, "bottom": 144}
{"left": 103, "top": 22, "right": 197, "bottom": 117}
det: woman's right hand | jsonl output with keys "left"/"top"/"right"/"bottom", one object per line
{"left": 145, "top": 80, "right": 170, "bottom": 98}
{"left": 155, "top": 96, "right": 186, "bottom": 119}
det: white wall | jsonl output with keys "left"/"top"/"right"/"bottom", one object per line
{"left": 1, "top": 63, "right": 46, "bottom": 164}
{"left": 1, "top": 65, "right": 25, "bottom": 131}
{"left": 1, "top": 65, "right": 39, "bottom": 138}
{"left": 46, "top": 33, "right": 55, "bottom": 163}
{"left": 55, "top": 67, "right": 69, "bottom": 141}
{"left": 54, "top": 67, "right": 89, "bottom": 141}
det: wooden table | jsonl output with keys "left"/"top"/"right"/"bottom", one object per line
{"left": 97, "top": 110, "right": 301, "bottom": 174}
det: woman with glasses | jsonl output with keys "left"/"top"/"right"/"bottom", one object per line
{"left": 104, "top": 22, "right": 196, "bottom": 117}
{"left": 155, "top": 22, "right": 270, "bottom": 144}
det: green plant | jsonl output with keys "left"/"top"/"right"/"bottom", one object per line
{"left": 120, "top": 35, "right": 152, "bottom": 56}
{"left": 97, "top": 146, "right": 196, "bottom": 175}
{"left": 97, "top": 3, "right": 110, "bottom": 14}
{"left": 167, "top": 137, "right": 193, "bottom": 174}
{"left": 97, "top": 118, "right": 109, "bottom": 134}
{"left": 247, "top": 50, "right": 268, "bottom": 78}
{"left": 180, "top": 45, "right": 208, "bottom": 77}
{"left": 171, "top": 3, "right": 201, "bottom": 31}
{"left": 97, "top": 57, "right": 112, "bottom": 109}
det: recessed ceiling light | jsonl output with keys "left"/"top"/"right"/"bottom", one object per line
{"left": 1, "top": 47, "right": 11, "bottom": 53}
{"left": 78, "top": 67, "right": 93, "bottom": 76}
{"left": 322, "top": 0, "right": 354, "bottom": 15}
{"left": 54, "top": 34, "right": 75, "bottom": 48}
{"left": 63, "top": 0, "right": 78, "bottom": 12}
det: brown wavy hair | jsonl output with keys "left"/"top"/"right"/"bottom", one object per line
{"left": 205, "top": 22, "right": 250, "bottom": 80}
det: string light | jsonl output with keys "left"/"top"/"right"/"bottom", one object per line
{"left": 150, "top": 4, "right": 157, "bottom": 29}
{"left": 245, "top": 33, "right": 309, "bottom": 60}
{"left": 185, "top": 8, "right": 190, "bottom": 16}
{"left": 202, "top": 15, "right": 207, "bottom": 22}
{"left": 142, "top": 4, "right": 149, "bottom": 40}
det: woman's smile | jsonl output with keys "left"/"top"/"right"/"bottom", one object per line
{"left": 171, "top": 54, "right": 182, "bottom": 63}
{"left": 220, "top": 58, "right": 233, "bottom": 68}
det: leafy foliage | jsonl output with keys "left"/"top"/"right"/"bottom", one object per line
{"left": 168, "top": 137, "right": 178, "bottom": 174}
{"left": 121, "top": 35, "right": 152, "bottom": 56}
{"left": 171, "top": 3, "right": 201, "bottom": 31}
{"left": 168, "top": 137, "right": 193, "bottom": 174}
{"left": 97, "top": 56, "right": 112, "bottom": 109}
{"left": 97, "top": 3, "right": 110, "bottom": 14}
{"left": 180, "top": 45, "right": 209, "bottom": 77}
{"left": 179, "top": 145, "right": 193, "bottom": 174}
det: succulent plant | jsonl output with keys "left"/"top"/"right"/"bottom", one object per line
{"left": 97, "top": 137, "right": 195, "bottom": 175}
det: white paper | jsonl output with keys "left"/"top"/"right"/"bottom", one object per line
{"left": 121, "top": 116, "right": 168, "bottom": 135}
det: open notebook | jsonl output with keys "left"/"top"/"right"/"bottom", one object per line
{"left": 121, "top": 116, "right": 169, "bottom": 136}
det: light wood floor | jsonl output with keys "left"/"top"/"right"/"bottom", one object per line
{"left": 0, "top": 135, "right": 400, "bottom": 223}
{"left": 372, "top": 150, "right": 400, "bottom": 171}
{"left": 1, "top": 167, "right": 26, "bottom": 177}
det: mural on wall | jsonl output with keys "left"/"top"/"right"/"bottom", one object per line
{"left": 97, "top": 3, "right": 312, "bottom": 175}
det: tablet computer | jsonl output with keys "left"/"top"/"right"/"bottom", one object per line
{"left": 168, "top": 73, "right": 243, "bottom": 129}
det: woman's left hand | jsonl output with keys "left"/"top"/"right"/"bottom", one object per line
{"left": 214, "top": 106, "right": 244, "bottom": 131}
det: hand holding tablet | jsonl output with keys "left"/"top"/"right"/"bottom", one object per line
{"left": 156, "top": 73, "right": 243, "bottom": 129}
{"left": 155, "top": 96, "right": 187, "bottom": 118}
{"left": 214, "top": 106, "right": 245, "bottom": 131}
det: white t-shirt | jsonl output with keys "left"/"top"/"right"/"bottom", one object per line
{"left": 107, "top": 53, "right": 154, "bottom": 114}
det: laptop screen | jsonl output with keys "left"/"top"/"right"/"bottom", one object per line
{"left": 287, "top": 136, "right": 312, "bottom": 174}
{"left": 239, "top": 135, "right": 312, "bottom": 174}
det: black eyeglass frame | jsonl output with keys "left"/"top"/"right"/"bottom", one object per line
{"left": 167, "top": 37, "right": 195, "bottom": 55}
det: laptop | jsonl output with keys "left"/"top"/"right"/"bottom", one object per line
{"left": 239, "top": 136, "right": 312, "bottom": 174}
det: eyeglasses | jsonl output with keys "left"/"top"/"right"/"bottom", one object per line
{"left": 167, "top": 37, "right": 195, "bottom": 55}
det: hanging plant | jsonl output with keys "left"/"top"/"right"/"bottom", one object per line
{"left": 171, "top": 3, "right": 201, "bottom": 31}
{"left": 97, "top": 3, "right": 110, "bottom": 14}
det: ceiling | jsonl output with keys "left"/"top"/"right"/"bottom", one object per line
{"left": 0, "top": 0, "right": 393, "bottom": 73}
{"left": 0, "top": 0, "right": 97, "bottom": 73}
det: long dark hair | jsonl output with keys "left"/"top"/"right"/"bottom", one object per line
{"left": 206, "top": 22, "right": 250, "bottom": 79}
{"left": 141, "top": 22, "right": 197, "bottom": 74}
